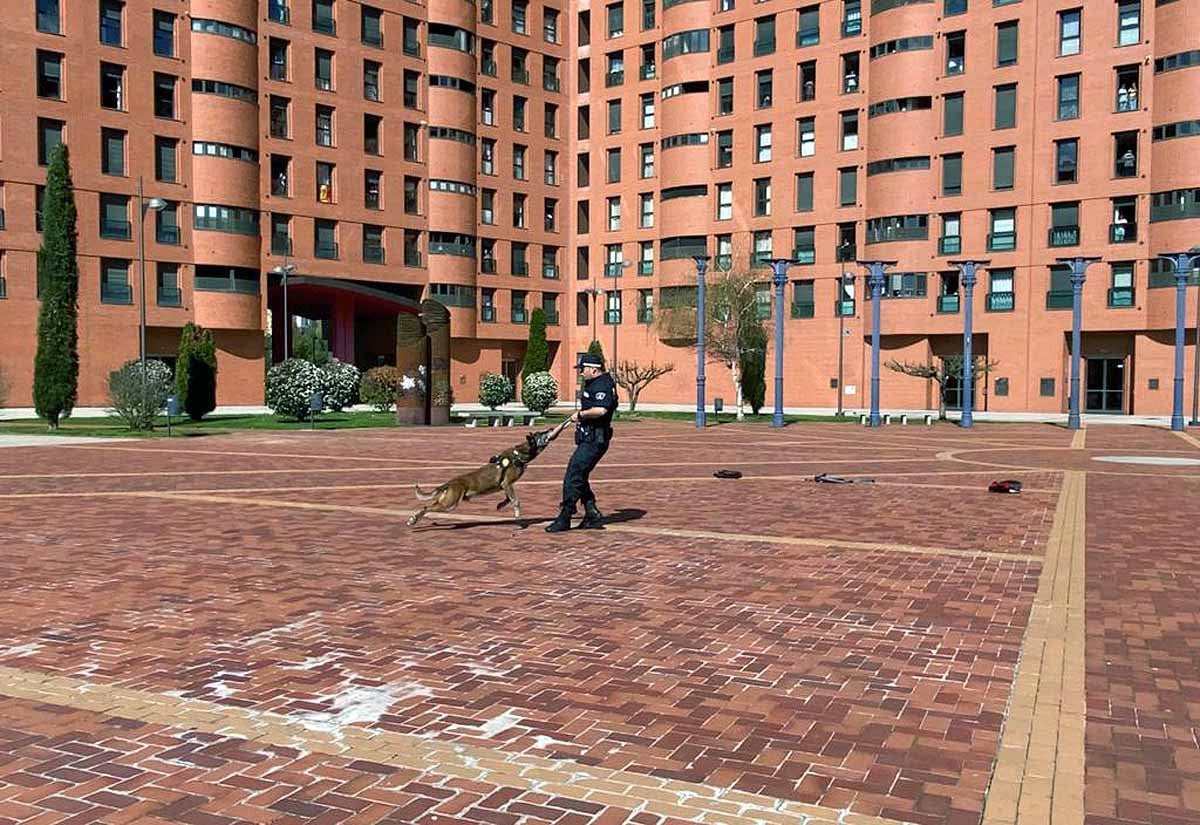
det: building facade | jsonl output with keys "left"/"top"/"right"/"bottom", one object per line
{"left": 1, "top": 0, "right": 1198, "bottom": 415}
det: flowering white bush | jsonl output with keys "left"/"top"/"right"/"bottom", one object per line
{"left": 521, "top": 371, "right": 558, "bottom": 414}
{"left": 266, "top": 358, "right": 322, "bottom": 420}
{"left": 107, "top": 359, "right": 173, "bottom": 430}
{"left": 319, "top": 358, "right": 360, "bottom": 411}
{"left": 479, "top": 372, "right": 512, "bottom": 409}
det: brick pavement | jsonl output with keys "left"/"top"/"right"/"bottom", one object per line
{"left": 0, "top": 421, "right": 1196, "bottom": 825}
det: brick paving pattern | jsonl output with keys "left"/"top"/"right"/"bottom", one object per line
{"left": 0, "top": 421, "right": 1195, "bottom": 825}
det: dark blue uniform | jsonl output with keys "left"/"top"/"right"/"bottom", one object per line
{"left": 561, "top": 372, "right": 618, "bottom": 514}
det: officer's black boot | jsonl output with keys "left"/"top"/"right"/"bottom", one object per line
{"left": 578, "top": 501, "right": 604, "bottom": 529}
{"left": 544, "top": 507, "right": 573, "bottom": 533}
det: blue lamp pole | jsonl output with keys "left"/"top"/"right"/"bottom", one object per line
{"left": 860, "top": 260, "right": 895, "bottom": 427}
{"left": 769, "top": 258, "right": 796, "bottom": 428}
{"left": 1158, "top": 250, "right": 1200, "bottom": 431}
{"left": 948, "top": 259, "right": 989, "bottom": 429}
{"left": 1056, "top": 256, "right": 1101, "bottom": 431}
{"left": 693, "top": 255, "right": 709, "bottom": 429}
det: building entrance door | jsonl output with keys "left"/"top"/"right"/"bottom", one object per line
{"left": 1085, "top": 358, "right": 1125, "bottom": 413}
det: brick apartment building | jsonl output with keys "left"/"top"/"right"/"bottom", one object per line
{"left": 0, "top": 0, "right": 1197, "bottom": 416}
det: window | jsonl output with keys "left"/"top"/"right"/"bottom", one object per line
{"left": 99, "top": 194, "right": 131, "bottom": 240}
{"left": 479, "top": 138, "right": 494, "bottom": 174}
{"left": 361, "top": 61, "right": 381, "bottom": 101}
{"left": 946, "top": 31, "right": 965, "bottom": 74}
{"left": 608, "top": 99, "right": 622, "bottom": 133}
{"left": 798, "top": 117, "right": 815, "bottom": 156}
{"left": 191, "top": 17, "right": 257, "bottom": 43}
{"left": 639, "top": 193, "right": 653, "bottom": 228}
{"left": 270, "top": 154, "right": 291, "bottom": 195}
{"left": 480, "top": 189, "right": 495, "bottom": 225}
{"left": 605, "top": 244, "right": 624, "bottom": 275}
{"left": 100, "top": 259, "right": 131, "bottom": 304}
{"left": 995, "top": 83, "right": 1017, "bottom": 128}
{"left": 514, "top": 193, "right": 527, "bottom": 227}
{"left": 988, "top": 268, "right": 1015, "bottom": 311}
{"left": 1116, "top": 65, "right": 1140, "bottom": 112}
{"left": 607, "top": 147, "right": 621, "bottom": 182}
{"left": 37, "top": 0, "right": 60, "bottom": 34}
{"left": 639, "top": 241, "right": 654, "bottom": 276}
{"left": 717, "top": 25, "right": 734, "bottom": 64}
{"left": 797, "top": 6, "right": 820, "bottom": 47}
{"left": 717, "top": 77, "right": 734, "bottom": 115}
{"left": 1055, "top": 139, "right": 1078, "bottom": 184}
{"left": 545, "top": 150, "right": 558, "bottom": 185}
{"left": 102, "top": 129, "right": 126, "bottom": 176}
{"left": 153, "top": 10, "right": 175, "bottom": 57}
{"left": 513, "top": 95, "right": 527, "bottom": 131}
{"left": 607, "top": 2, "right": 623, "bottom": 37}
{"left": 640, "top": 144, "right": 654, "bottom": 178}
{"left": 514, "top": 144, "right": 527, "bottom": 179}
{"left": 403, "top": 18, "right": 421, "bottom": 56}
{"left": 944, "top": 93, "right": 964, "bottom": 136}
{"left": 605, "top": 291, "right": 622, "bottom": 325}
{"left": 993, "top": 146, "right": 1015, "bottom": 190}
{"left": 155, "top": 137, "right": 177, "bottom": 183}
{"left": 842, "top": 53, "right": 860, "bottom": 93}
{"left": 100, "top": 63, "right": 125, "bottom": 110}
{"left": 839, "top": 168, "right": 857, "bottom": 206}
{"left": 315, "top": 104, "right": 334, "bottom": 146}
{"left": 37, "top": 118, "right": 64, "bottom": 165}
{"left": 269, "top": 38, "right": 289, "bottom": 81}
{"left": 1058, "top": 9, "right": 1081, "bottom": 55}
{"left": 313, "top": 0, "right": 336, "bottom": 35}
{"left": 37, "top": 51, "right": 63, "bottom": 99}
{"left": 99, "top": 0, "right": 123, "bottom": 46}
{"left": 545, "top": 8, "right": 559, "bottom": 42}
{"left": 1117, "top": 1, "right": 1139, "bottom": 46}
{"left": 316, "top": 162, "right": 335, "bottom": 203}
{"left": 157, "top": 264, "right": 181, "bottom": 306}
{"left": 756, "top": 124, "right": 772, "bottom": 162}
{"left": 365, "top": 170, "right": 384, "bottom": 211}
{"left": 716, "top": 131, "right": 733, "bottom": 168}
{"left": 754, "top": 178, "right": 772, "bottom": 216}
{"left": 940, "top": 214, "right": 962, "bottom": 255}
{"left": 156, "top": 203, "right": 180, "bottom": 245}
{"left": 192, "top": 78, "right": 256, "bottom": 104}
{"left": 996, "top": 21, "right": 1018, "bottom": 66}
{"left": 362, "top": 114, "right": 382, "bottom": 156}
{"left": 154, "top": 73, "right": 176, "bottom": 118}
{"left": 793, "top": 228, "right": 815, "bottom": 264}
{"left": 840, "top": 110, "right": 858, "bottom": 150}
{"left": 757, "top": 70, "right": 773, "bottom": 108}
{"left": 942, "top": 154, "right": 962, "bottom": 196}
{"left": 753, "top": 231, "right": 773, "bottom": 266}
{"left": 314, "top": 219, "right": 338, "bottom": 259}
{"left": 988, "top": 210, "right": 1017, "bottom": 252}
{"left": 716, "top": 183, "right": 733, "bottom": 220}
{"left": 270, "top": 96, "right": 290, "bottom": 138}
{"left": 1050, "top": 202, "right": 1080, "bottom": 247}
{"left": 798, "top": 61, "right": 816, "bottom": 102}
{"left": 795, "top": 172, "right": 814, "bottom": 212}
{"left": 754, "top": 15, "right": 776, "bottom": 56}
{"left": 314, "top": 48, "right": 334, "bottom": 90}
{"left": 361, "top": 5, "right": 383, "bottom": 46}
{"left": 943, "top": 0, "right": 966, "bottom": 15}
{"left": 1056, "top": 74, "right": 1080, "bottom": 120}
{"left": 403, "top": 70, "right": 420, "bottom": 107}
{"left": 1114, "top": 131, "right": 1138, "bottom": 177}
{"left": 640, "top": 93, "right": 655, "bottom": 128}
{"left": 1111, "top": 197, "right": 1137, "bottom": 242}
{"left": 870, "top": 36, "right": 933, "bottom": 59}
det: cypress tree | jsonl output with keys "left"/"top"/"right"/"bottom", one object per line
{"left": 175, "top": 322, "right": 218, "bottom": 420}
{"left": 522, "top": 308, "right": 549, "bottom": 376}
{"left": 740, "top": 325, "right": 767, "bottom": 415}
{"left": 587, "top": 339, "right": 605, "bottom": 363}
{"left": 32, "top": 143, "right": 80, "bottom": 429}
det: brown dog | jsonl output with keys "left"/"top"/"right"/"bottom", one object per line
{"left": 407, "top": 420, "right": 570, "bottom": 525}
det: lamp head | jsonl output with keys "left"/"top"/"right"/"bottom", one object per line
{"left": 145, "top": 198, "right": 168, "bottom": 212}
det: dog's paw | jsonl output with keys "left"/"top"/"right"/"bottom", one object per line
{"left": 406, "top": 516, "right": 418, "bottom": 526}
{"left": 513, "top": 508, "right": 522, "bottom": 518}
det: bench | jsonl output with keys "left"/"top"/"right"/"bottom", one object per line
{"left": 882, "top": 413, "right": 893, "bottom": 425}
{"left": 923, "top": 413, "right": 934, "bottom": 426}
{"left": 462, "top": 411, "right": 539, "bottom": 428}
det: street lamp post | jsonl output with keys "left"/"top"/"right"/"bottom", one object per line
{"left": 693, "top": 256, "right": 709, "bottom": 428}
{"left": 769, "top": 259, "right": 797, "bottom": 428}
{"left": 1158, "top": 250, "right": 1200, "bottom": 431}
{"left": 948, "top": 259, "right": 990, "bottom": 429}
{"left": 611, "top": 261, "right": 632, "bottom": 368}
{"left": 270, "top": 261, "right": 297, "bottom": 360}
{"left": 137, "top": 177, "right": 167, "bottom": 418}
{"left": 859, "top": 260, "right": 895, "bottom": 427}
{"left": 1056, "top": 256, "right": 1101, "bottom": 431}
{"left": 837, "top": 273, "right": 854, "bottom": 417}
{"left": 1191, "top": 253, "right": 1200, "bottom": 427}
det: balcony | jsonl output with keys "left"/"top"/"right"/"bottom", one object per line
{"left": 157, "top": 286, "right": 182, "bottom": 307}
{"left": 835, "top": 299, "right": 856, "bottom": 317}
{"left": 480, "top": 305, "right": 496, "bottom": 323}
{"left": 792, "top": 246, "right": 816, "bottom": 264}
{"left": 937, "top": 294, "right": 960, "bottom": 313}
{"left": 987, "top": 232, "right": 1017, "bottom": 252}
{"left": 512, "top": 261, "right": 529, "bottom": 276}
{"left": 511, "top": 308, "right": 528, "bottom": 324}
{"left": 1108, "top": 286, "right": 1135, "bottom": 308}
{"left": 836, "top": 245, "right": 857, "bottom": 263}
{"left": 271, "top": 235, "right": 293, "bottom": 256}
{"left": 404, "top": 249, "right": 422, "bottom": 267}
{"left": 511, "top": 67, "right": 530, "bottom": 85}
{"left": 481, "top": 257, "right": 497, "bottom": 274}
{"left": 156, "top": 225, "right": 180, "bottom": 245}
{"left": 100, "top": 219, "right": 132, "bottom": 241}
{"left": 101, "top": 282, "right": 132, "bottom": 304}
{"left": 639, "top": 64, "right": 656, "bottom": 80}
{"left": 543, "top": 75, "right": 560, "bottom": 92}
{"left": 481, "top": 59, "right": 497, "bottom": 76}
{"left": 987, "top": 291, "right": 1015, "bottom": 312}
{"left": 605, "top": 71, "right": 624, "bottom": 87}
{"left": 639, "top": 260, "right": 653, "bottom": 276}
{"left": 1109, "top": 222, "right": 1137, "bottom": 243}
{"left": 867, "top": 226, "right": 928, "bottom": 244}
{"left": 542, "top": 264, "right": 559, "bottom": 278}
{"left": 791, "top": 301, "right": 815, "bottom": 319}
{"left": 1045, "top": 289, "right": 1074, "bottom": 310}
{"left": 938, "top": 236, "right": 962, "bottom": 255}
{"left": 605, "top": 309, "right": 622, "bottom": 324}
{"left": 363, "top": 245, "right": 385, "bottom": 264}
{"left": 430, "top": 240, "right": 474, "bottom": 257}
{"left": 315, "top": 239, "right": 339, "bottom": 259}
{"left": 1048, "top": 226, "right": 1080, "bottom": 247}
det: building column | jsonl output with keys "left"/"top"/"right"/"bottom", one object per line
{"left": 332, "top": 292, "right": 355, "bottom": 365}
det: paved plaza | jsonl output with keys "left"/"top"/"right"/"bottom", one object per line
{"left": 0, "top": 422, "right": 1198, "bottom": 825}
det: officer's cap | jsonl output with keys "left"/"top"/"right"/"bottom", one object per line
{"left": 577, "top": 354, "right": 605, "bottom": 370}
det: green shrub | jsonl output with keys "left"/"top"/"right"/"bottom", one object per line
{"left": 740, "top": 325, "right": 767, "bottom": 415}
{"left": 521, "top": 371, "right": 558, "bottom": 414}
{"left": 175, "top": 322, "right": 218, "bottom": 421}
{"left": 479, "top": 372, "right": 513, "bottom": 409}
{"left": 266, "top": 358, "right": 322, "bottom": 420}
{"left": 319, "top": 358, "right": 360, "bottom": 411}
{"left": 360, "top": 366, "right": 403, "bottom": 412}
{"left": 293, "top": 324, "right": 331, "bottom": 365}
{"left": 107, "top": 359, "right": 173, "bottom": 430}
{"left": 523, "top": 308, "right": 549, "bottom": 377}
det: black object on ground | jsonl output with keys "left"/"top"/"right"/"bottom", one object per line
{"left": 988, "top": 479, "right": 1023, "bottom": 494}
{"left": 713, "top": 469, "right": 743, "bottom": 479}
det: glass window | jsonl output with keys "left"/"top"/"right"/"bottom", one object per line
{"left": 99, "top": 0, "right": 123, "bottom": 45}
{"left": 153, "top": 11, "right": 175, "bottom": 57}
{"left": 1059, "top": 9, "right": 1081, "bottom": 55}
{"left": 755, "top": 124, "right": 772, "bottom": 162}
{"left": 754, "top": 15, "right": 776, "bottom": 56}
{"left": 1057, "top": 74, "right": 1080, "bottom": 119}
{"left": 798, "top": 117, "right": 815, "bottom": 157}
{"left": 37, "top": 0, "right": 60, "bottom": 33}
{"left": 1055, "top": 139, "right": 1078, "bottom": 183}
{"left": 995, "top": 83, "right": 1017, "bottom": 128}
{"left": 996, "top": 20, "right": 1018, "bottom": 66}
{"left": 36, "top": 51, "right": 63, "bottom": 99}
{"left": 1117, "top": 1, "right": 1140, "bottom": 47}
{"left": 797, "top": 6, "right": 820, "bottom": 47}
{"left": 943, "top": 154, "right": 962, "bottom": 196}
{"left": 839, "top": 167, "right": 856, "bottom": 206}
{"left": 155, "top": 137, "right": 177, "bottom": 182}
{"left": 102, "top": 128, "right": 126, "bottom": 176}
{"left": 795, "top": 172, "right": 813, "bottom": 212}
{"left": 754, "top": 178, "right": 771, "bottom": 216}
{"left": 993, "top": 146, "right": 1015, "bottom": 190}
{"left": 840, "top": 110, "right": 858, "bottom": 150}
{"left": 944, "top": 92, "right": 964, "bottom": 135}
{"left": 37, "top": 118, "right": 64, "bottom": 165}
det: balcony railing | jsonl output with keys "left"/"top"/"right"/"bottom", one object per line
{"left": 315, "top": 240, "right": 339, "bottom": 259}
{"left": 753, "top": 38, "right": 776, "bottom": 56}
{"left": 640, "top": 64, "right": 656, "bottom": 80}
{"left": 156, "top": 225, "right": 180, "bottom": 245}
{"left": 836, "top": 245, "right": 857, "bottom": 263}
{"left": 101, "top": 282, "right": 132, "bottom": 304}
{"left": 605, "top": 71, "right": 624, "bottom": 87}
{"left": 511, "top": 308, "right": 528, "bottom": 324}
{"left": 835, "top": 299, "right": 856, "bottom": 317}
{"left": 511, "top": 67, "right": 530, "bottom": 84}
{"left": 481, "top": 257, "right": 497, "bottom": 274}
{"left": 638, "top": 260, "right": 653, "bottom": 276}
{"left": 937, "top": 294, "right": 960, "bottom": 313}
{"left": 792, "top": 246, "right": 816, "bottom": 264}
{"left": 512, "top": 261, "right": 529, "bottom": 276}
{"left": 717, "top": 46, "right": 734, "bottom": 64}
{"left": 157, "top": 286, "right": 182, "bottom": 307}
{"left": 542, "top": 264, "right": 559, "bottom": 278}
{"left": 1109, "top": 222, "right": 1137, "bottom": 243}
{"left": 363, "top": 245, "right": 385, "bottom": 264}
{"left": 543, "top": 75, "right": 560, "bottom": 92}
{"left": 481, "top": 58, "right": 497, "bottom": 76}
{"left": 100, "top": 219, "right": 132, "bottom": 240}
{"left": 843, "top": 18, "right": 863, "bottom": 36}
{"left": 404, "top": 249, "right": 422, "bottom": 267}
{"left": 1048, "top": 225, "right": 1080, "bottom": 247}
{"left": 271, "top": 235, "right": 293, "bottom": 256}
{"left": 270, "top": 115, "right": 289, "bottom": 139}
{"left": 796, "top": 29, "right": 819, "bottom": 48}
{"left": 430, "top": 241, "right": 475, "bottom": 257}
{"left": 604, "top": 262, "right": 627, "bottom": 276}
{"left": 987, "top": 231, "right": 1017, "bottom": 252}
{"left": 637, "top": 307, "right": 653, "bottom": 324}
{"left": 404, "top": 38, "right": 421, "bottom": 57}
{"left": 1108, "top": 286, "right": 1135, "bottom": 308}
{"left": 270, "top": 62, "right": 288, "bottom": 81}
{"left": 544, "top": 310, "right": 560, "bottom": 325}
{"left": 938, "top": 236, "right": 962, "bottom": 255}
{"left": 791, "top": 301, "right": 815, "bottom": 318}
{"left": 987, "top": 291, "right": 1015, "bottom": 312}
{"left": 1046, "top": 289, "right": 1074, "bottom": 309}
{"left": 313, "top": 17, "right": 335, "bottom": 36}
{"left": 480, "top": 305, "right": 496, "bottom": 322}
{"left": 605, "top": 309, "right": 622, "bottom": 324}
{"left": 867, "top": 226, "right": 928, "bottom": 244}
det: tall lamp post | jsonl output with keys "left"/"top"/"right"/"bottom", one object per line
{"left": 948, "top": 259, "right": 990, "bottom": 429}
{"left": 270, "top": 261, "right": 297, "bottom": 360}
{"left": 768, "top": 259, "right": 797, "bottom": 427}
{"left": 693, "top": 256, "right": 709, "bottom": 428}
{"left": 836, "top": 273, "right": 854, "bottom": 417}
{"left": 610, "top": 261, "right": 632, "bottom": 368}
{"left": 137, "top": 177, "right": 167, "bottom": 419}
{"left": 1157, "top": 249, "right": 1200, "bottom": 431}
{"left": 859, "top": 260, "right": 896, "bottom": 427}
{"left": 1055, "top": 256, "right": 1101, "bottom": 431}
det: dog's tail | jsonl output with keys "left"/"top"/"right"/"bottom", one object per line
{"left": 413, "top": 483, "right": 442, "bottom": 501}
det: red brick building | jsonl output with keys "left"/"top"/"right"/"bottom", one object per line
{"left": 1, "top": 0, "right": 1197, "bottom": 415}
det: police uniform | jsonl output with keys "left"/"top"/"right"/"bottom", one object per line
{"left": 546, "top": 356, "right": 617, "bottom": 532}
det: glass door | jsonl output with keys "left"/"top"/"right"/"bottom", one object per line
{"left": 1085, "top": 358, "right": 1125, "bottom": 413}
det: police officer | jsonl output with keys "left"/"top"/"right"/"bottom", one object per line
{"left": 545, "top": 354, "right": 618, "bottom": 532}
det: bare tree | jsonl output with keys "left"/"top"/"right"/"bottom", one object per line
{"left": 613, "top": 360, "right": 674, "bottom": 413}
{"left": 886, "top": 355, "right": 999, "bottom": 420}
{"left": 656, "top": 241, "right": 768, "bottom": 420}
